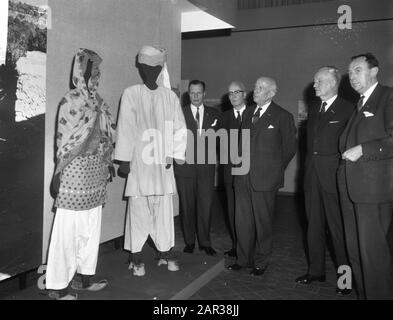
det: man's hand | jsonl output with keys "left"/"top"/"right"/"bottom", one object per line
{"left": 118, "top": 161, "right": 130, "bottom": 177}
{"left": 342, "top": 145, "right": 363, "bottom": 162}
{"left": 165, "top": 156, "right": 172, "bottom": 169}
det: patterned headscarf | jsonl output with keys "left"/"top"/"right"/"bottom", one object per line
{"left": 55, "top": 48, "right": 115, "bottom": 174}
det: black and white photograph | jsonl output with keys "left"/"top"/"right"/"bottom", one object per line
{"left": 0, "top": 0, "right": 392, "bottom": 307}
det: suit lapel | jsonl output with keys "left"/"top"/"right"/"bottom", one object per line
{"left": 202, "top": 107, "right": 211, "bottom": 130}
{"left": 184, "top": 105, "right": 197, "bottom": 130}
{"left": 349, "top": 84, "right": 382, "bottom": 131}
{"left": 316, "top": 98, "right": 339, "bottom": 131}
{"left": 252, "top": 103, "right": 273, "bottom": 136}
{"left": 360, "top": 84, "right": 382, "bottom": 115}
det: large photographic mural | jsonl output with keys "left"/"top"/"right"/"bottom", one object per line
{"left": 0, "top": 0, "right": 47, "bottom": 281}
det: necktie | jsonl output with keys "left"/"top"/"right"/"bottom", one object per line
{"left": 236, "top": 110, "right": 242, "bottom": 127}
{"left": 357, "top": 95, "right": 365, "bottom": 111}
{"left": 320, "top": 101, "right": 327, "bottom": 114}
{"left": 317, "top": 101, "right": 327, "bottom": 123}
{"left": 252, "top": 107, "right": 262, "bottom": 124}
{"left": 195, "top": 107, "right": 200, "bottom": 129}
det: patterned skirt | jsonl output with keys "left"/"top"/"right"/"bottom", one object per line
{"left": 55, "top": 154, "right": 108, "bottom": 211}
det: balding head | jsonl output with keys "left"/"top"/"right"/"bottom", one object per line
{"left": 253, "top": 77, "right": 277, "bottom": 106}
{"left": 313, "top": 66, "right": 340, "bottom": 101}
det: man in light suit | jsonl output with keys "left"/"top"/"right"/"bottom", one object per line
{"left": 221, "top": 81, "right": 249, "bottom": 258}
{"left": 228, "top": 77, "right": 297, "bottom": 275}
{"left": 295, "top": 67, "right": 354, "bottom": 295}
{"left": 338, "top": 53, "right": 393, "bottom": 299}
{"left": 174, "top": 80, "right": 221, "bottom": 256}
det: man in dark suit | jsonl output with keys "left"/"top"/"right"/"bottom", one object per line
{"left": 174, "top": 80, "right": 221, "bottom": 256}
{"left": 338, "top": 53, "right": 393, "bottom": 300}
{"left": 228, "top": 77, "right": 297, "bottom": 275}
{"left": 221, "top": 81, "right": 248, "bottom": 258}
{"left": 295, "top": 67, "right": 354, "bottom": 295}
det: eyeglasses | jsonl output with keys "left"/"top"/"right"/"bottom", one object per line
{"left": 228, "top": 90, "right": 244, "bottom": 96}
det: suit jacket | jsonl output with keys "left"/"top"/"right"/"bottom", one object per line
{"left": 339, "top": 84, "right": 393, "bottom": 203}
{"left": 220, "top": 107, "right": 249, "bottom": 185}
{"left": 237, "top": 102, "right": 297, "bottom": 191}
{"left": 174, "top": 104, "right": 222, "bottom": 178}
{"left": 304, "top": 97, "right": 355, "bottom": 193}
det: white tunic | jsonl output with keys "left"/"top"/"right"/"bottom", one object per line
{"left": 115, "top": 85, "right": 186, "bottom": 197}
{"left": 115, "top": 85, "right": 187, "bottom": 252}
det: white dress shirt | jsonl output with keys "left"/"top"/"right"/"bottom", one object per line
{"left": 361, "top": 82, "right": 378, "bottom": 107}
{"left": 191, "top": 104, "right": 204, "bottom": 131}
{"left": 321, "top": 95, "right": 338, "bottom": 112}
{"left": 233, "top": 104, "right": 246, "bottom": 119}
{"left": 254, "top": 101, "right": 271, "bottom": 118}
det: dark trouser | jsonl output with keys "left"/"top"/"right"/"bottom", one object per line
{"left": 338, "top": 165, "right": 393, "bottom": 300}
{"left": 224, "top": 182, "right": 236, "bottom": 250}
{"left": 176, "top": 170, "right": 215, "bottom": 248}
{"left": 304, "top": 167, "right": 348, "bottom": 276}
{"left": 234, "top": 174, "right": 276, "bottom": 269}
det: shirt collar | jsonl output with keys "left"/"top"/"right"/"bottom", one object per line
{"left": 191, "top": 104, "right": 204, "bottom": 111}
{"left": 233, "top": 104, "right": 246, "bottom": 116}
{"left": 362, "top": 82, "right": 378, "bottom": 105}
{"left": 255, "top": 101, "right": 271, "bottom": 114}
{"left": 321, "top": 94, "right": 338, "bottom": 111}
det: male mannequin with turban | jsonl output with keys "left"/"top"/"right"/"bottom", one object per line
{"left": 115, "top": 46, "right": 187, "bottom": 276}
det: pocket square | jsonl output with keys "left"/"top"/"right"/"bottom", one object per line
{"left": 329, "top": 121, "right": 340, "bottom": 124}
{"left": 363, "top": 111, "right": 374, "bottom": 117}
{"left": 211, "top": 119, "right": 218, "bottom": 127}
{"left": 268, "top": 125, "right": 274, "bottom": 129}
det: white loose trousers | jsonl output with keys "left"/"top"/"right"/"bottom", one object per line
{"left": 124, "top": 194, "right": 174, "bottom": 253}
{"left": 46, "top": 206, "right": 102, "bottom": 290}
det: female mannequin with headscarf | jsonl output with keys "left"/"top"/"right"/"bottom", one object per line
{"left": 46, "top": 48, "right": 116, "bottom": 300}
{"left": 115, "top": 46, "right": 187, "bottom": 276}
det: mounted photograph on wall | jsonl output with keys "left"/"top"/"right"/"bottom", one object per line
{"left": 0, "top": 0, "right": 47, "bottom": 281}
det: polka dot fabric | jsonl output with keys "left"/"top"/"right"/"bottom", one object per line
{"left": 55, "top": 154, "right": 108, "bottom": 211}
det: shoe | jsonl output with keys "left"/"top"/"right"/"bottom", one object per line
{"left": 183, "top": 244, "right": 195, "bottom": 254}
{"left": 250, "top": 267, "right": 267, "bottom": 276}
{"left": 129, "top": 262, "right": 146, "bottom": 276}
{"left": 224, "top": 248, "right": 237, "bottom": 258}
{"left": 295, "top": 274, "right": 326, "bottom": 284}
{"left": 71, "top": 279, "right": 108, "bottom": 292}
{"left": 200, "top": 246, "right": 217, "bottom": 256}
{"left": 57, "top": 293, "right": 78, "bottom": 300}
{"left": 336, "top": 287, "right": 352, "bottom": 296}
{"left": 158, "top": 259, "right": 180, "bottom": 272}
{"left": 227, "top": 263, "right": 242, "bottom": 271}
{"left": 48, "top": 291, "right": 78, "bottom": 300}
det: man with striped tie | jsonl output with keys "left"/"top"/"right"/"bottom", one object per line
{"left": 227, "top": 77, "right": 296, "bottom": 276}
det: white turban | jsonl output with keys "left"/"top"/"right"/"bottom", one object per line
{"left": 138, "top": 45, "right": 171, "bottom": 89}
{"left": 138, "top": 46, "right": 166, "bottom": 67}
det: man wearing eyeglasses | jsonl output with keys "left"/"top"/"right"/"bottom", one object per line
{"left": 221, "top": 81, "right": 248, "bottom": 258}
{"left": 228, "top": 77, "right": 296, "bottom": 276}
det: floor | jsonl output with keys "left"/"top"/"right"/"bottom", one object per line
{"left": 190, "top": 193, "right": 356, "bottom": 300}
{"left": 2, "top": 191, "right": 390, "bottom": 300}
